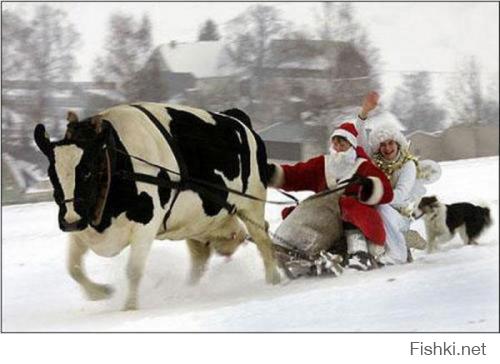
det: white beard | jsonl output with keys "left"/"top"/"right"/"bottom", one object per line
{"left": 327, "top": 147, "right": 357, "bottom": 182}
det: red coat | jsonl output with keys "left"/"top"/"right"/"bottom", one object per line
{"left": 279, "top": 153, "right": 393, "bottom": 245}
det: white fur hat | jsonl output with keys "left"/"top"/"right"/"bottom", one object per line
{"left": 369, "top": 124, "right": 409, "bottom": 154}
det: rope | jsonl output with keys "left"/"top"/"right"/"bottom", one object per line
{"left": 111, "top": 146, "right": 303, "bottom": 206}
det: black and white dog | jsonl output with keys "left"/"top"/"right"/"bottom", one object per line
{"left": 415, "top": 196, "right": 491, "bottom": 253}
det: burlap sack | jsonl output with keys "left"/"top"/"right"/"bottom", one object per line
{"left": 273, "top": 192, "right": 344, "bottom": 257}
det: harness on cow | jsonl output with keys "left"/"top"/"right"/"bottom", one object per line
{"left": 35, "top": 108, "right": 359, "bottom": 233}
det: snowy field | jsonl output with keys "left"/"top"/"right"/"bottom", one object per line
{"left": 2, "top": 156, "right": 498, "bottom": 332}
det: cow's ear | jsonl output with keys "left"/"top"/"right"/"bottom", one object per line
{"left": 67, "top": 110, "right": 79, "bottom": 123}
{"left": 91, "top": 115, "right": 103, "bottom": 134}
{"left": 34, "top": 124, "right": 53, "bottom": 157}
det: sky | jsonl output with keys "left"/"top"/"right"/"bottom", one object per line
{"left": 2, "top": 1, "right": 499, "bottom": 101}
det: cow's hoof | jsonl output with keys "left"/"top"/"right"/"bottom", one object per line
{"left": 86, "top": 284, "right": 114, "bottom": 301}
{"left": 266, "top": 269, "right": 281, "bottom": 285}
{"left": 122, "top": 300, "right": 138, "bottom": 311}
{"left": 188, "top": 270, "right": 204, "bottom": 286}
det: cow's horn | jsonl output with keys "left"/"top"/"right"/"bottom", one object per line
{"left": 67, "top": 111, "right": 79, "bottom": 123}
{"left": 91, "top": 115, "right": 103, "bottom": 133}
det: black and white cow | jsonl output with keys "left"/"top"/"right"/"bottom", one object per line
{"left": 34, "top": 103, "right": 281, "bottom": 310}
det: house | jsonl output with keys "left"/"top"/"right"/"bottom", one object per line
{"left": 147, "top": 41, "right": 243, "bottom": 109}
{"left": 408, "top": 123, "right": 499, "bottom": 161}
{"left": 258, "top": 121, "right": 329, "bottom": 162}
{"left": 151, "top": 38, "right": 375, "bottom": 160}
{"left": 262, "top": 39, "right": 373, "bottom": 107}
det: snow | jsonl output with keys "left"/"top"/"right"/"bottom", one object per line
{"left": 2, "top": 156, "right": 498, "bottom": 332}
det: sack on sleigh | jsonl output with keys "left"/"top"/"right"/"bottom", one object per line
{"left": 273, "top": 191, "right": 344, "bottom": 258}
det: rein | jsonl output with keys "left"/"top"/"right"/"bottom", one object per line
{"left": 111, "top": 146, "right": 359, "bottom": 208}
{"left": 111, "top": 146, "right": 300, "bottom": 206}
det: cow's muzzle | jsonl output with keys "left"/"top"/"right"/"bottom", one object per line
{"left": 56, "top": 197, "right": 90, "bottom": 232}
{"left": 59, "top": 218, "right": 88, "bottom": 232}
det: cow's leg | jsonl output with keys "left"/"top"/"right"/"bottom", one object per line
{"left": 68, "top": 234, "right": 114, "bottom": 300}
{"left": 239, "top": 208, "right": 281, "bottom": 284}
{"left": 186, "top": 239, "right": 211, "bottom": 285}
{"left": 123, "top": 237, "right": 153, "bottom": 311}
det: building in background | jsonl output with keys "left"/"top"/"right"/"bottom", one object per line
{"left": 408, "top": 123, "right": 499, "bottom": 161}
{"left": 1, "top": 80, "right": 124, "bottom": 204}
{"left": 151, "top": 38, "right": 373, "bottom": 161}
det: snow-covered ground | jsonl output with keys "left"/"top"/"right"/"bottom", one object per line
{"left": 2, "top": 156, "right": 498, "bottom": 332}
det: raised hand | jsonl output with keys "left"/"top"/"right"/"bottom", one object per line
{"left": 360, "top": 91, "right": 380, "bottom": 119}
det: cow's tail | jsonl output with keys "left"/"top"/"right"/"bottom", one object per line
{"left": 221, "top": 108, "right": 252, "bottom": 129}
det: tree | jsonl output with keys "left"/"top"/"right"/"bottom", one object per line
{"left": 1, "top": 10, "right": 31, "bottom": 80}
{"left": 224, "top": 5, "right": 287, "bottom": 96}
{"left": 198, "top": 19, "right": 220, "bottom": 41}
{"left": 24, "top": 5, "right": 80, "bottom": 83}
{"left": 133, "top": 49, "right": 168, "bottom": 102}
{"left": 92, "top": 13, "right": 153, "bottom": 101}
{"left": 314, "top": 3, "right": 381, "bottom": 103}
{"left": 2, "top": 5, "right": 80, "bottom": 123}
{"left": 391, "top": 72, "right": 446, "bottom": 132}
{"left": 481, "top": 80, "right": 499, "bottom": 125}
{"left": 445, "top": 57, "right": 490, "bottom": 125}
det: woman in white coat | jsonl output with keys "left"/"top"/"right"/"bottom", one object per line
{"left": 356, "top": 92, "right": 426, "bottom": 264}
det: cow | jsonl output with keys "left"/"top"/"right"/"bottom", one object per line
{"left": 34, "top": 103, "right": 281, "bottom": 310}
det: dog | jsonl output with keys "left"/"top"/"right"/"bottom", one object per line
{"left": 414, "top": 196, "right": 491, "bottom": 253}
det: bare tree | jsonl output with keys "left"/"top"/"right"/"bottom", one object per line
{"left": 224, "top": 4, "right": 287, "bottom": 96}
{"left": 446, "top": 57, "right": 486, "bottom": 125}
{"left": 314, "top": 2, "right": 381, "bottom": 103}
{"left": 92, "top": 12, "right": 153, "bottom": 101}
{"left": 2, "top": 4, "right": 80, "bottom": 122}
{"left": 1, "top": 10, "right": 31, "bottom": 80}
{"left": 24, "top": 5, "right": 80, "bottom": 82}
{"left": 391, "top": 72, "right": 446, "bottom": 132}
{"left": 481, "top": 79, "right": 499, "bottom": 125}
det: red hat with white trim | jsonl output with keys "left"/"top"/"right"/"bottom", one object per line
{"left": 330, "top": 122, "right": 358, "bottom": 148}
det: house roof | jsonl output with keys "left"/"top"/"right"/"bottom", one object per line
{"left": 157, "top": 41, "right": 239, "bottom": 78}
{"left": 268, "top": 39, "right": 354, "bottom": 71}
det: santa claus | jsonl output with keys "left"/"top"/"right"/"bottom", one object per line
{"left": 268, "top": 122, "right": 394, "bottom": 270}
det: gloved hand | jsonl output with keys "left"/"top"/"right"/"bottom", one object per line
{"left": 266, "top": 162, "right": 285, "bottom": 188}
{"left": 357, "top": 176, "right": 374, "bottom": 203}
{"left": 281, "top": 206, "right": 296, "bottom": 220}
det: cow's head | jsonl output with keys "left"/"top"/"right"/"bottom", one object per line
{"left": 34, "top": 112, "right": 113, "bottom": 232}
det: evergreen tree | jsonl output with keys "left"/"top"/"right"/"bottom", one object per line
{"left": 391, "top": 72, "right": 445, "bottom": 132}
{"left": 198, "top": 19, "right": 220, "bottom": 41}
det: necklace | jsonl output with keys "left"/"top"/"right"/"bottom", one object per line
{"left": 373, "top": 150, "right": 419, "bottom": 179}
